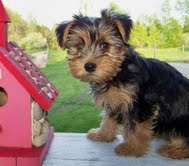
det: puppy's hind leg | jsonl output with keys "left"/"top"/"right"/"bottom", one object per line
{"left": 158, "top": 114, "right": 189, "bottom": 159}
{"left": 158, "top": 136, "right": 189, "bottom": 159}
{"left": 87, "top": 113, "right": 118, "bottom": 142}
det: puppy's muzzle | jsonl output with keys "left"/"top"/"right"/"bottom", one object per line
{"left": 84, "top": 63, "right": 96, "bottom": 72}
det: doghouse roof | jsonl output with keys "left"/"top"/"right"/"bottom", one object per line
{"left": 0, "top": 42, "right": 58, "bottom": 110}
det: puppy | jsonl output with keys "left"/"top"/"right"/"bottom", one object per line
{"left": 56, "top": 9, "right": 189, "bottom": 159}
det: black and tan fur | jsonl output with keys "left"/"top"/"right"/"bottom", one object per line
{"left": 56, "top": 9, "right": 189, "bottom": 159}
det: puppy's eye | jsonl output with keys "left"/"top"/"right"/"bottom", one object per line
{"left": 76, "top": 43, "right": 84, "bottom": 50}
{"left": 100, "top": 42, "right": 109, "bottom": 49}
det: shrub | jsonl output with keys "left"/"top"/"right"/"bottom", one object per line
{"left": 19, "top": 32, "right": 47, "bottom": 50}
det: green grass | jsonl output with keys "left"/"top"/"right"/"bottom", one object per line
{"left": 41, "top": 49, "right": 101, "bottom": 132}
{"left": 136, "top": 47, "right": 189, "bottom": 63}
{"left": 42, "top": 47, "right": 189, "bottom": 133}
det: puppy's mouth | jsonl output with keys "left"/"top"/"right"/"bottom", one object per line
{"left": 79, "top": 72, "right": 100, "bottom": 83}
{"left": 79, "top": 69, "right": 117, "bottom": 84}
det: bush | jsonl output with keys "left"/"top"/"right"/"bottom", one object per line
{"left": 19, "top": 32, "right": 47, "bottom": 50}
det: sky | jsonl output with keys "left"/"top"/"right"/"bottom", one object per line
{"left": 2, "top": 0, "right": 165, "bottom": 28}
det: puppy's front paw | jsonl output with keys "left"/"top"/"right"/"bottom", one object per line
{"left": 87, "top": 128, "right": 116, "bottom": 142}
{"left": 114, "top": 143, "right": 145, "bottom": 157}
{"left": 114, "top": 143, "right": 130, "bottom": 156}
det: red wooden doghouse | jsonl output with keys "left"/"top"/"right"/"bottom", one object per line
{"left": 0, "top": 1, "right": 59, "bottom": 165}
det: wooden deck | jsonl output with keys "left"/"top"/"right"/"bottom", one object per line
{"left": 43, "top": 133, "right": 189, "bottom": 166}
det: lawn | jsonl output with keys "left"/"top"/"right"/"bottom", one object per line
{"left": 136, "top": 47, "right": 189, "bottom": 62}
{"left": 42, "top": 47, "right": 189, "bottom": 132}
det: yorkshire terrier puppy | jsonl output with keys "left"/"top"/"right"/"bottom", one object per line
{"left": 56, "top": 9, "right": 189, "bottom": 159}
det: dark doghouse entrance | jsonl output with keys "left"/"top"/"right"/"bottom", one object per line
{"left": 0, "top": 87, "right": 8, "bottom": 107}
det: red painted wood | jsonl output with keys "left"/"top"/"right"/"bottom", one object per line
{"left": 0, "top": 2, "right": 56, "bottom": 164}
{"left": 0, "top": 44, "right": 58, "bottom": 110}
{"left": 0, "top": 60, "right": 32, "bottom": 148}
{"left": 0, "top": 0, "right": 11, "bottom": 22}
{"left": 0, "top": 0, "right": 11, "bottom": 49}
{"left": 10, "top": 42, "right": 58, "bottom": 94}
{"left": 0, "top": 158, "right": 16, "bottom": 166}
{"left": 0, "top": 128, "right": 54, "bottom": 166}
{"left": 0, "top": 147, "right": 19, "bottom": 157}
{"left": 17, "top": 128, "right": 54, "bottom": 166}
{"left": 0, "top": 23, "right": 7, "bottom": 48}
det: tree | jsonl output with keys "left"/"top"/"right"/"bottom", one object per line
{"left": 108, "top": 2, "right": 127, "bottom": 14}
{"left": 80, "top": 0, "right": 88, "bottom": 15}
{"left": 147, "top": 25, "right": 161, "bottom": 47}
{"left": 182, "top": 33, "right": 189, "bottom": 47}
{"left": 136, "top": 15, "right": 163, "bottom": 47}
{"left": 6, "top": 7, "right": 28, "bottom": 42}
{"left": 183, "top": 17, "right": 189, "bottom": 33}
{"left": 49, "top": 25, "right": 59, "bottom": 49}
{"left": 27, "top": 17, "right": 41, "bottom": 34}
{"left": 162, "top": 17, "right": 183, "bottom": 47}
{"left": 161, "top": 0, "right": 172, "bottom": 23}
{"left": 129, "top": 22, "right": 149, "bottom": 48}
{"left": 6, "top": 7, "right": 58, "bottom": 50}
{"left": 176, "top": 0, "right": 189, "bottom": 18}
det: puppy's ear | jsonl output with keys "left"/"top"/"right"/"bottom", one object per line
{"left": 114, "top": 15, "right": 133, "bottom": 44}
{"left": 101, "top": 9, "right": 133, "bottom": 44}
{"left": 55, "top": 21, "right": 75, "bottom": 48}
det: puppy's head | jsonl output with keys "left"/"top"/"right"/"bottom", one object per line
{"left": 56, "top": 9, "right": 132, "bottom": 83}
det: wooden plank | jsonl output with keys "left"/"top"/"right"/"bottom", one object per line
{"left": 43, "top": 133, "right": 189, "bottom": 166}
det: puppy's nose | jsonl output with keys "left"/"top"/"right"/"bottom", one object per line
{"left": 84, "top": 63, "right": 96, "bottom": 72}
